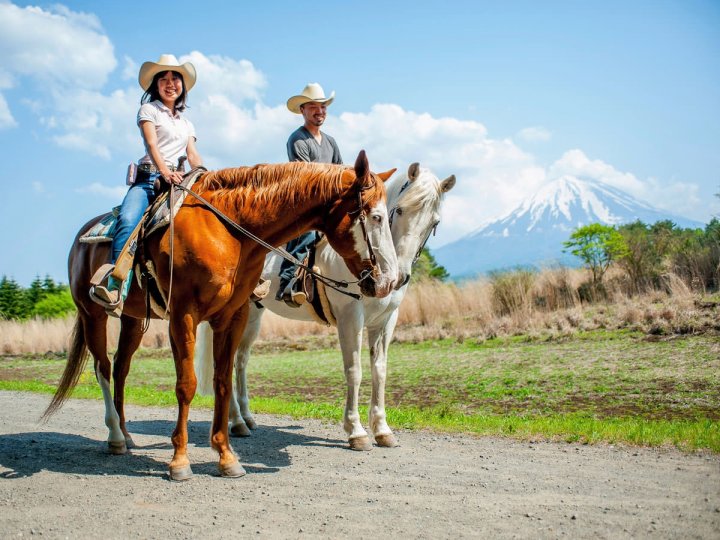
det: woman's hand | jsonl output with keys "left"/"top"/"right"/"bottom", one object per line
{"left": 162, "top": 169, "right": 184, "bottom": 184}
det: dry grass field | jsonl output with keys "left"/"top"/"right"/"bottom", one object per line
{"left": 1, "top": 268, "right": 718, "bottom": 355}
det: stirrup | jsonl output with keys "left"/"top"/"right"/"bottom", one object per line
{"left": 250, "top": 278, "right": 271, "bottom": 302}
{"left": 89, "top": 284, "right": 124, "bottom": 316}
{"left": 281, "top": 278, "right": 306, "bottom": 308}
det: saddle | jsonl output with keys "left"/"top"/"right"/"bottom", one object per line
{"left": 80, "top": 167, "right": 206, "bottom": 245}
{"left": 86, "top": 167, "right": 207, "bottom": 318}
{"left": 283, "top": 236, "right": 337, "bottom": 327}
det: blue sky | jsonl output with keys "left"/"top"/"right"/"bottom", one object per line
{"left": 1, "top": 0, "right": 718, "bottom": 285}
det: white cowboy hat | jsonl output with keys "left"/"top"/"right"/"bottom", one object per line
{"left": 286, "top": 83, "right": 335, "bottom": 114}
{"left": 138, "top": 54, "right": 197, "bottom": 92}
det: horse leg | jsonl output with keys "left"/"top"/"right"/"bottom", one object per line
{"left": 167, "top": 313, "right": 200, "bottom": 481}
{"left": 112, "top": 315, "right": 144, "bottom": 450}
{"left": 82, "top": 313, "right": 127, "bottom": 454}
{"left": 367, "top": 311, "right": 400, "bottom": 448}
{"left": 336, "top": 310, "right": 372, "bottom": 451}
{"left": 210, "top": 306, "right": 248, "bottom": 477}
{"left": 230, "top": 305, "right": 263, "bottom": 437}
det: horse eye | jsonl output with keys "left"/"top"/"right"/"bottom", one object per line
{"left": 372, "top": 214, "right": 382, "bottom": 224}
{"left": 395, "top": 208, "right": 404, "bottom": 216}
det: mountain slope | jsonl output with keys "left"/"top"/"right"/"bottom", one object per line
{"left": 434, "top": 175, "right": 705, "bottom": 278}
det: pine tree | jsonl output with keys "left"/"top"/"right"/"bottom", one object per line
{"left": 0, "top": 276, "right": 31, "bottom": 320}
{"left": 411, "top": 248, "right": 449, "bottom": 282}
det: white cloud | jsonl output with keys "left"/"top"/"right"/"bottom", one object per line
{"left": 328, "top": 105, "right": 547, "bottom": 244}
{"left": 547, "top": 149, "right": 702, "bottom": 219}
{"left": 49, "top": 87, "right": 140, "bottom": 159}
{"left": 0, "top": 93, "right": 17, "bottom": 129}
{"left": 516, "top": 126, "right": 551, "bottom": 142}
{"left": 182, "top": 51, "right": 267, "bottom": 104}
{"left": 121, "top": 56, "right": 138, "bottom": 81}
{"left": 76, "top": 182, "right": 127, "bottom": 201}
{"left": 0, "top": 2, "right": 115, "bottom": 91}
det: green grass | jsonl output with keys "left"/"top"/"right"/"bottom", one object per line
{"left": 2, "top": 329, "right": 718, "bottom": 452}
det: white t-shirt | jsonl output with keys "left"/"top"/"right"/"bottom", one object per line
{"left": 137, "top": 101, "right": 196, "bottom": 168}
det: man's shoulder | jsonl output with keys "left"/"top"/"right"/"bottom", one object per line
{"left": 287, "top": 126, "right": 310, "bottom": 143}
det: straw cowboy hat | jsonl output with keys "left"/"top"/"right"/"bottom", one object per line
{"left": 286, "top": 83, "right": 335, "bottom": 114}
{"left": 138, "top": 54, "right": 197, "bottom": 92}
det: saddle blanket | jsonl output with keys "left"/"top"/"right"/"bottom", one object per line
{"left": 78, "top": 207, "right": 120, "bottom": 243}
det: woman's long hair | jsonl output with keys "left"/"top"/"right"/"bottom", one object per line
{"left": 141, "top": 70, "right": 188, "bottom": 112}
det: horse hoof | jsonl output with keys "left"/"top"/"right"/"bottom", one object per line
{"left": 245, "top": 418, "right": 258, "bottom": 430}
{"left": 230, "top": 424, "right": 252, "bottom": 438}
{"left": 125, "top": 436, "right": 136, "bottom": 449}
{"left": 220, "top": 461, "right": 247, "bottom": 478}
{"left": 169, "top": 465, "right": 194, "bottom": 481}
{"left": 107, "top": 440, "right": 127, "bottom": 455}
{"left": 375, "top": 433, "right": 399, "bottom": 448}
{"left": 349, "top": 436, "right": 373, "bottom": 451}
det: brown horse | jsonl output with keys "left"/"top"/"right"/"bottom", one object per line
{"left": 43, "top": 151, "right": 399, "bottom": 480}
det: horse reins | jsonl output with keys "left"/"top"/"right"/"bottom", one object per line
{"left": 171, "top": 179, "right": 381, "bottom": 300}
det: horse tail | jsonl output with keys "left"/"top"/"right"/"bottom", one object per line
{"left": 194, "top": 321, "right": 215, "bottom": 396}
{"left": 41, "top": 314, "right": 89, "bottom": 420}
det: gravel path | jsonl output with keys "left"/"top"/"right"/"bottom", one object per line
{"left": 0, "top": 391, "right": 718, "bottom": 539}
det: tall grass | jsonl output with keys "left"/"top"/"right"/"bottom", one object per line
{"left": 2, "top": 267, "right": 718, "bottom": 355}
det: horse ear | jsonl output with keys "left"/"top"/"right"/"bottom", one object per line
{"left": 354, "top": 150, "right": 369, "bottom": 180}
{"left": 377, "top": 168, "right": 397, "bottom": 183}
{"left": 440, "top": 174, "right": 456, "bottom": 193}
{"left": 408, "top": 162, "right": 420, "bottom": 181}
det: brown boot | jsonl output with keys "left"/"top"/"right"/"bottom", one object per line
{"left": 250, "top": 278, "right": 271, "bottom": 302}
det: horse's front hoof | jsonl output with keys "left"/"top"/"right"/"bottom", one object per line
{"left": 375, "top": 433, "right": 399, "bottom": 448}
{"left": 124, "top": 436, "right": 136, "bottom": 449}
{"left": 107, "top": 440, "right": 127, "bottom": 455}
{"left": 169, "top": 464, "right": 194, "bottom": 481}
{"left": 230, "top": 423, "right": 252, "bottom": 438}
{"left": 245, "top": 417, "right": 258, "bottom": 430}
{"left": 219, "top": 461, "right": 246, "bottom": 478}
{"left": 349, "top": 436, "right": 373, "bottom": 451}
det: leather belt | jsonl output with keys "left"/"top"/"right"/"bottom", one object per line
{"left": 138, "top": 163, "right": 177, "bottom": 174}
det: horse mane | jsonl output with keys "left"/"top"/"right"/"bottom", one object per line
{"left": 197, "top": 162, "right": 353, "bottom": 208}
{"left": 388, "top": 168, "right": 444, "bottom": 213}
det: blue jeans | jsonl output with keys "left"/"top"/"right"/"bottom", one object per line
{"left": 111, "top": 172, "right": 160, "bottom": 263}
{"left": 276, "top": 231, "right": 317, "bottom": 298}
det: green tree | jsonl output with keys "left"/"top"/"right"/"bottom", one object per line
{"left": 0, "top": 276, "right": 31, "bottom": 320}
{"left": 617, "top": 221, "right": 663, "bottom": 293}
{"left": 32, "top": 289, "right": 76, "bottom": 319}
{"left": 563, "top": 223, "right": 628, "bottom": 285}
{"left": 26, "top": 276, "right": 46, "bottom": 306}
{"left": 411, "top": 248, "right": 449, "bottom": 282}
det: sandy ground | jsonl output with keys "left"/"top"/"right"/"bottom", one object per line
{"left": 0, "top": 390, "right": 718, "bottom": 539}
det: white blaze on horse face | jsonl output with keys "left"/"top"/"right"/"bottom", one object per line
{"left": 389, "top": 168, "right": 444, "bottom": 288}
{"left": 353, "top": 199, "right": 398, "bottom": 298}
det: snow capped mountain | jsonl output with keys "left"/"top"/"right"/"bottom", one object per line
{"left": 434, "top": 175, "right": 705, "bottom": 279}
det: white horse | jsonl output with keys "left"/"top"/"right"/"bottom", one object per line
{"left": 195, "top": 163, "right": 455, "bottom": 450}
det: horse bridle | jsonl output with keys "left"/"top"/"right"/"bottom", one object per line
{"left": 348, "top": 176, "right": 379, "bottom": 282}
{"left": 173, "top": 174, "right": 381, "bottom": 300}
{"left": 388, "top": 180, "right": 439, "bottom": 265}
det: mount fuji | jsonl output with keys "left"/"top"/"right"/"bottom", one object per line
{"left": 433, "top": 175, "right": 705, "bottom": 279}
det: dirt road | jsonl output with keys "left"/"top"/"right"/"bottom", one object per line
{"left": 0, "top": 391, "right": 717, "bottom": 539}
